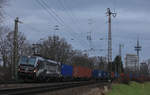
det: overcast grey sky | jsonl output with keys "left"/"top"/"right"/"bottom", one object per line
{"left": 3, "top": 0, "right": 150, "bottom": 61}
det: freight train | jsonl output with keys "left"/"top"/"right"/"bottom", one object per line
{"left": 17, "top": 55, "right": 111, "bottom": 81}
{"left": 17, "top": 55, "right": 150, "bottom": 82}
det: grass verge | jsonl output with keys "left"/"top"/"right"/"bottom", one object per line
{"left": 107, "top": 81, "right": 150, "bottom": 95}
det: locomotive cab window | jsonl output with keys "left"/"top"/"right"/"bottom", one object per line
{"left": 19, "top": 56, "right": 28, "bottom": 65}
{"left": 28, "top": 57, "right": 36, "bottom": 65}
{"left": 19, "top": 56, "right": 36, "bottom": 66}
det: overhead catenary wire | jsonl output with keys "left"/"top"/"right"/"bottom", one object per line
{"left": 35, "top": 0, "right": 64, "bottom": 26}
{"left": 35, "top": 0, "right": 79, "bottom": 41}
{"left": 39, "top": 0, "right": 77, "bottom": 35}
{"left": 2, "top": 4, "right": 52, "bottom": 38}
{"left": 40, "top": 0, "right": 79, "bottom": 35}
{"left": 56, "top": 0, "right": 83, "bottom": 34}
{"left": 113, "top": 0, "right": 117, "bottom": 12}
{"left": 5, "top": 0, "right": 93, "bottom": 53}
{"left": 39, "top": 0, "right": 66, "bottom": 25}
{"left": 37, "top": 0, "right": 106, "bottom": 56}
{"left": 35, "top": 0, "right": 88, "bottom": 50}
{"left": 54, "top": 0, "right": 90, "bottom": 48}
{"left": 38, "top": 0, "right": 89, "bottom": 49}
{"left": 60, "top": 0, "right": 90, "bottom": 46}
{"left": 4, "top": 12, "right": 51, "bottom": 39}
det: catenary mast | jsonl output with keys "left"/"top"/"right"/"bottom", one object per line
{"left": 106, "top": 8, "right": 116, "bottom": 69}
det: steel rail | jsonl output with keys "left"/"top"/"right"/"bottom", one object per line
{"left": 0, "top": 81, "right": 108, "bottom": 95}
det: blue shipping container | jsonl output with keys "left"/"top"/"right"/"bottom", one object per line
{"left": 92, "top": 70, "right": 103, "bottom": 78}
{"left": 115, "top": 72, "right": 118, "bottom": 78}
{"left": 129, "top": 73, "right": 132, "bottom": 79}
{"left": 101, "top": 71, "right": 105, "bottom": 78}
{"left": 98, "top": 70, "right": 102, "bottom": 78}
{"left": 102, "top": 71, "right": 109, "bottom": 78}
{"left": 61, "top": 64, "right": 73, "bottom": 78}
{"left": 92, "top": 70, "right": 99, "bottom": 78}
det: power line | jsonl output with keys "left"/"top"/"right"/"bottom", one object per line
{"left": 58, "top": 0, "right": 90, "bottom": 48}
{"left": 4, "top": 13, "right": 51, "bottom": 38}
{"left": 55, "top": 0, "right": 89, "bottom": 43}
{"left": 38, "top": 0, "right": 75, "bottom": 34}
{"left": 41, "top": 0, "right": 77, "bottom": 33}
{"left": 58, "top": 0, "right": 90, "bottom": 46}
{"left": 58, "top": 0, "right": 106, "bottom": 55}
{"left": 5, "top": 7, "right": 87, "bottom": 50}
{"left": 35, "top": 0, "right": 64, "bottom": 26}
{"left": 6, "top": 0, "right": 90, "bottom": 52}
{"left": 40, "top": 0, "right": 66, "bottom": 25}
{"left": 39, "top": 0, "right": 89, "bottom": 49}
{"left": 56, "top": 0, "right": 82, "bottom": 33}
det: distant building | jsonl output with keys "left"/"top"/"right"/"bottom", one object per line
{"left": 125, "top": 54, "right": 138, "bottom": 72}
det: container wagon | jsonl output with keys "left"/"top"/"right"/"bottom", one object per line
{"left": 102, "top": 71, "right": 109, "bottom": 80}
{"left": 92, "top": 69, "right": 103, "bottom": 80}
{"left": 111, "top": 72, "right": 115, "bottom": 80}
{"left": 73, "top": 66, "right": 92, "bottom": 80}
{"left": 61, "top": 64, "right": 73, "bottom": 81}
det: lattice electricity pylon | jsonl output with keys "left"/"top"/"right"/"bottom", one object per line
{"left": 134, "top": 38, "right": 142, "bottom": 70}
{"left": 106, "top": 8, "right": 117, "bottom": 64}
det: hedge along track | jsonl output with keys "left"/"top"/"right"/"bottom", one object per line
{"left": 0, "top": 80, "right": 110, "bottom": 95}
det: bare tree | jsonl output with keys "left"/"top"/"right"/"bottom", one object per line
{"left": 0, "top": 28, "right": 31, "bottom": 68}
{"left": 0, "top": 28, "right": 31, "bottom": 80}
{"left": 0, "top": 27, "right": 9, "bottom": 68}
{"left": 0, "top": 0, "right": 7, "bottom": 23}
{"left": 39, "top": 35, "right": 73, "bottom": 64}
{"left": 140, "top": 62, "right": 149, "bottom": 76}
{"left": 71, "top": 53, "right": 94, "bottom": 68}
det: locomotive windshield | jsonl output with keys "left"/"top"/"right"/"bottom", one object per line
{"left": 19, "top": 56, "right": 36, "bottom": 65}
{"left": 28, "top": 57, "right": 36, "bottom": 65}
{"left": 19, "top": 56, "right": 27, "bottom": 65}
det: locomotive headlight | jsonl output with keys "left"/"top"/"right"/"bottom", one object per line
{"left": 34, "top": 69, "right": 37, "bottom": 73}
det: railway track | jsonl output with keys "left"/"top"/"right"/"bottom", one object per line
{"left": 0, "top": 81, "right": 23, "bottom": 84}
{"left": 0, "top": 81, "right": 109, "bottom": 95}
